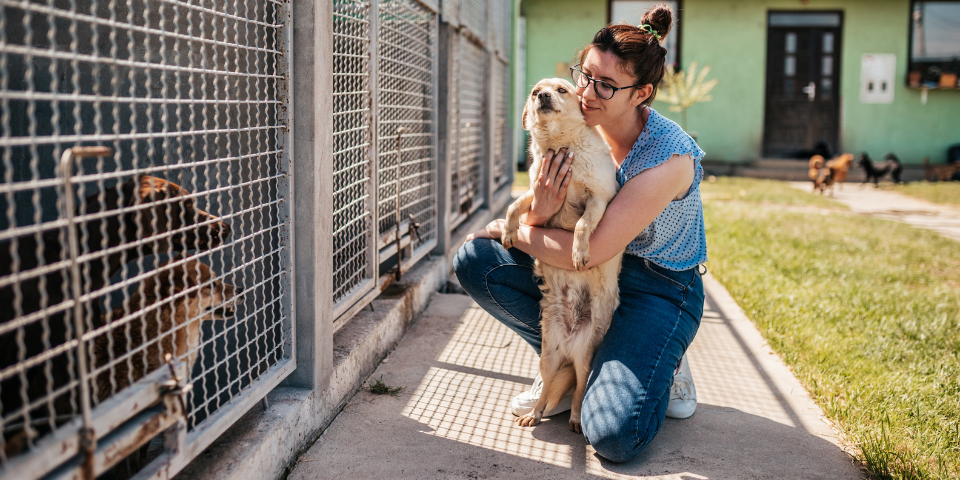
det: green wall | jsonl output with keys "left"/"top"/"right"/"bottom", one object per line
{"left": 521, "top": 0, "right": 608, "bottom": 93}
{"left": 665, "top": 0, "right": 960, "bottom": 164}
{"left": 521, "top": 0, "right": 960, "bottom": 164}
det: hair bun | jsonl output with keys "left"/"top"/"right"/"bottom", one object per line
{"left": 641, "top": 4, "right": 673, "bottom": 40}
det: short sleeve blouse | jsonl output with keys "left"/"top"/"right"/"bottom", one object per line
{"left": 616, "top": 107, "right": 707, "bottom": 271}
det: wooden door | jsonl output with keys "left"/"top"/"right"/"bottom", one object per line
{"left": 763, "top": 12, "right": 842, "bottom": 157}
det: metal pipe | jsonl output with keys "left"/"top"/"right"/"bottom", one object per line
{"left": 394, "top": 128, "right": 409, "bottom": 281}
{"left": 59, "top": 145, "right": 113, "bottom": 480}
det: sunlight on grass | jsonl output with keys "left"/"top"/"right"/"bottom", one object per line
{"left": 514, "top": 170, "right": 529, "bottom": 190}
{"left": 892, "top": 182, "right": 960, "bottom": 206}
{"left": 701, "top": 176, "right": 848, "bottom": 208}
{"left": 702, "top": 177, "right": 960, "bottom": 480}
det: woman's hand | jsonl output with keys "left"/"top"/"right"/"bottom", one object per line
{"left": 464, "top": 218, "right": 507, "bottom": 244}
{"left": 524, "top": 148, "right": 573, "bottom": 226}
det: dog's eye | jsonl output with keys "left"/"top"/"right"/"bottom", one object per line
{"left": 558, "top": 88, "right": 567, "bottom": 94}
{"left": 532, "top": 89, "right": 540, "bottom": 96}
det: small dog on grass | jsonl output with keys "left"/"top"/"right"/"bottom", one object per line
{"left": 501, "top": 78, "right": 623, "bottom": 434}
{"left": 808, "top": 155, "right": 833, "bottom": 194}
{"left": 922, "top": 157, "right": 960, "bottom": 182}
{"left": 810, "top": 153, "right": 854, "bottom": 195}
{"left": 859, "top": 152, "right": 903, "bottom": 186}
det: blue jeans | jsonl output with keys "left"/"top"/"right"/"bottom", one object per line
{"left": 453, "top": 239, "right": 704, "bottom": 462}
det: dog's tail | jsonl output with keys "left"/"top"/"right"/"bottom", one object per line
{"left": 543, "top": 364, "right": 577, "bottom": 413}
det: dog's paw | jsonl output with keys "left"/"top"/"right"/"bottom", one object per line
{"left": 572, "top": 245, "right": 590, "bottom": 272}
{"left": 568, "top": 418, "right": 583, "bottom": 434}
{"left": 501, "top": 229, "right": 518, "bottom": 250}
{"left": 516, "top": 414, "right": 541, "bottom": 427}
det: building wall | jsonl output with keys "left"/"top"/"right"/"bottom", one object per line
{"left": 521, "top": 0, "right": 960, "bottom": 164}
{"left": 670, "top": 0, "right": 960, "bottom": 164}
{"left": 521, "top": 0, "right": 607, "bottom": 93}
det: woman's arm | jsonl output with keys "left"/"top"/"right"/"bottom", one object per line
{"left": 467, "top": 153, "right": 694, "bottom": 270}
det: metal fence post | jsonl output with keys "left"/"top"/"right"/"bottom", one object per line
{"left": 287, "top": 0, "right": 334, "bottom": 389}
{"left": 433, "top": 20, "right": 457, "bottom": 255}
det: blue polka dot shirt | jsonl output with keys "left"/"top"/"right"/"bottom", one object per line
{"left": 616, "top": 108, "right": 707, "bottom": 271}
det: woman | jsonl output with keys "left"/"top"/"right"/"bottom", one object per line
{"left": 453, "top": 5, "right": 705, "bottom": 462}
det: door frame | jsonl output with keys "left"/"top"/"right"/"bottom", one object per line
{"left": 762, "top": 10, "right": 844, "bottom": 157}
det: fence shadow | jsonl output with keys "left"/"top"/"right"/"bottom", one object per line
{"left": 291, "top": 292, "right": 864, "bottom": 479}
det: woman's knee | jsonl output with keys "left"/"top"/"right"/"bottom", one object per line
{"left": 453, "top": 239, "right": 504, "bottom": 293}
{"left": 453, "top": 240, "right": 486, "bottom": 283}
{"left": 581, "top": 390, "right": 662, "bottom": 463}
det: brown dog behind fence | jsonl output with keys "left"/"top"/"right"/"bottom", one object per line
{"left": 0, "top": 175, "right": 231, "bottom": 456}
{"left": 92, "top": 257, "right": 240, "bottom": 403}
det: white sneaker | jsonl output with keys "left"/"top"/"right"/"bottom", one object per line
{"left": 510, "top": 373, "right": 573, "bottom": 417}
{"left": 666, "top": 353, "right": 697, "bottom": 419}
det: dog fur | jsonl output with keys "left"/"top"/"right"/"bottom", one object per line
{"left": 0, "top": 175, "right": 231, "bottom": 452}
{"left": 808, "top": 155, "right": 832, "bottom": 194}
{"left": 92, "top": 257, "right": 239, "bottom": 402}
{"left": 826, "top": 153, "right": 854, "bottom": 187}
{"left": 859, "top": 152, "right": 903, "bottom": 185}
{"left": 502, "top": 78, "right": 623, "bottom": 434}
{"left": 923, "top": 157, "right": 960, "bottom": 182}
{"left": 809, "top": 153, "right": 853, "bottom": 195}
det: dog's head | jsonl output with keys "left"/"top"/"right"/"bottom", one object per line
{"left": 145, "top": 257, "right": 241, "bottom": 322}
{"left": 121, "top": 176, "right": 232, "bottom": 252}
{"left": 832, "top": 153, "right": 853, "bottom": 170}
{"left": 522, "top": 78, "right": 584, "bottom": 136}
{"left": 809, "top": 155, "right": 825, "bottom": 170}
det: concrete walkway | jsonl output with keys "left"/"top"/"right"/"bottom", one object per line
{"left": 790, "top": 182, "right": 960, "bottom": 241}
{"left": 287, "top": 272, "right": 863, "bottom": 479}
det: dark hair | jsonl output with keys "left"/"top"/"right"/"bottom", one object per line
{"left": 578, "top": 4, "right": 672, "bottom": 106}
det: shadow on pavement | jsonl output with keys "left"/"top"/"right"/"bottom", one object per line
{"left": 290, "top": 288, "right": 864, "bottom": 479}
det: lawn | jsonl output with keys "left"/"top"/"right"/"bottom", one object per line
{"left": 891, "top": 182, "right": 960, "bottom": 206}
{"left": 701, "top": 177, "right": 960, "bottom": 480}
{"left": 514, "top": 170, "right": 530, "bottom": 190}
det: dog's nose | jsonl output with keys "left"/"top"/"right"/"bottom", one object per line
{"left": 538, "top": 91, "right": 552, "bottom": 101}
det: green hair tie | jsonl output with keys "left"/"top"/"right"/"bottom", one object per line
{"left": 639, "top": 23, "right": 662, "bottom": 40}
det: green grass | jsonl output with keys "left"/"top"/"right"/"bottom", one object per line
{"left": 891, "top": 182, "right": 960, "bottom": 206}
{"left": 364, "top": 375, "right": 404, "bottom": 397}
{"left": 702, "top": 177, "right": 960, "bottom": 480}
{"left": 514, "top": 170, "right": 530, "bottom": 190}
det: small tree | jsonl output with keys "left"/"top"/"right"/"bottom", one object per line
{"left": 659, "top": 61, "right": 718, "bottom": 134}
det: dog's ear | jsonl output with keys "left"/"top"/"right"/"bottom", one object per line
{"left": 138, "top": 176, "right": 167, "bottom": 203}
{"left": 119, "top": 177, "right": 140, "bottom": 207}
{"left": 521, "top": 96, "right": 531, "bottom": 131}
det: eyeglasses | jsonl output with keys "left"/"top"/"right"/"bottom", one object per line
{"left": 570, "top": 64, "right": 644, "bottom": 100}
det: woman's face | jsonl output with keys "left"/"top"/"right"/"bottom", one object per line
{"left": 577, "top": 48, "right": 649, "bottom": 127}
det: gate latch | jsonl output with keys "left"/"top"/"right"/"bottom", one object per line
{"left": 159, "top": 353, "right": 193, "bottom": 417}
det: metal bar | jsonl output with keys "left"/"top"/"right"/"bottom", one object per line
{"left": 59, "top": 146, "right": 114, "bottom": 479}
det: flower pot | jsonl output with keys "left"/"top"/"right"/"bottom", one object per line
{"left": 940, "top": 73, "right": 958, "bottom": 89}
{"left": 908, "top": 71, "right": 922, "bottom": 87}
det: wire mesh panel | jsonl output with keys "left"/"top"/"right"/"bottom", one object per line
{"left": 449, "top": 33, "right": 486, "bottom": 228}
{"left": 458, "top": 0, "right": 486, "bottom": 44}
{"left": 492, "top": 58, "right": 511, "bottom": 189}
{"left": 490, "top": 0, "right": 510, "bottom": 55}
{"left": 376, "top": 0, "right": 437, "bottom": 256}
{"left": 332, "top": 0, "right": 374, "bottom": 308}
{"left": 0, "top": 0, "right": 291, "bottom": 475}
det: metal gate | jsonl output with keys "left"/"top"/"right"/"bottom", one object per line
{"left": 332, "top": 0, "right": 439, "bottom": 325}
{"left": 491, "top": 0, "right": 512, "bottom": 190}
{"left": 0, "top": 0, "right": 293, "bottom": 476}
{"left": 448, "top": 32, "right": 486, "bottom": 229}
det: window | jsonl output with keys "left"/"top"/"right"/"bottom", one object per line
{"left": 909, "top": 1, "right": 960, "bottom": 88}
{"left": 609, "top": 1, "right": 681, "bottom": 68}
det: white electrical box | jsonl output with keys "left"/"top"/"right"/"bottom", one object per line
{"left": 860, "top": 54, "right": 896, "bottom": 104}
